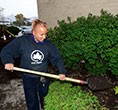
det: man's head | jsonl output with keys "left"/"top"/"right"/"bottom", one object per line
{"left": 32, "top": 19, "right": 47, "bottom": 42}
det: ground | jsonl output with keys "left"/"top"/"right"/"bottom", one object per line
{"left": 0, "top": 63, "right": 27, "bottom": 110}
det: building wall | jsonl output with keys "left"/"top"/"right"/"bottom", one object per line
{"left": 37, "top": 0, "right": 118, "bottom": 28}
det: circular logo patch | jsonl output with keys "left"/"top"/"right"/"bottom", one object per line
{"left": 31, "top": 50, "right": 44, "bottom": 63}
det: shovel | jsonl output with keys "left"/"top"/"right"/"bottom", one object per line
{"left": 13, "top": 67, "right": 113, "bottom": 91}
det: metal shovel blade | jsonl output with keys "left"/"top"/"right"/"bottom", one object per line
{"left": 87, "top": 75, "right": 113, "bottom": 91}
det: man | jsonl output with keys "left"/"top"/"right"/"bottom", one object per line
{"left": 0, "top": 19, "right": 66, "bottom": 110}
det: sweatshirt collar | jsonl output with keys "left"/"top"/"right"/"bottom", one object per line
{"left": 31, "top": 35, "right": 44, "bottom": 44}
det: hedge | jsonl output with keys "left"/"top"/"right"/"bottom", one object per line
{"left": 47, "top": 9, "right": 118, "bottom": 76}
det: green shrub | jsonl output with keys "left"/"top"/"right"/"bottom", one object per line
{"left": 44, "top": 81, "right": 104, "bottom": 110}
{"left": 47, "top": 9, "right": 118, "bottom": 76}
{"left": 114, "top": 86, "right": 118, "bottom": 95}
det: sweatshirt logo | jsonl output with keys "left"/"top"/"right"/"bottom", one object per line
{"left": 31, "top": 50, "right": 44, "bottom": 64}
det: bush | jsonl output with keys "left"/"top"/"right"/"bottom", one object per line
{"left": 114, "top": 86, "right": 118, "bottom": 95}
{"left": 44, "top": 81, "right": 104, "bottom": 110}
{"left": 47, "top": 9, "right": 118, "bottom": 76}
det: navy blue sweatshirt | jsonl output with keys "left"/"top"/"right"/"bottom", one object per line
{"left": 0, "top": 35, "right": 66, "bottom": 77}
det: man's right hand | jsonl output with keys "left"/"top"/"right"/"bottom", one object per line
{"left": 5, "top": 63, "right": 14, "bottom": 71}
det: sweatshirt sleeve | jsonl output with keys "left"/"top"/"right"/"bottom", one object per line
{"left": 48, "top": 42, "right": 66, "bottom": 75}
{"left": 0, "top": 37, "right": 21, "bottom": 65}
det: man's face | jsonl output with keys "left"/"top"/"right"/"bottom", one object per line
{"left": 33, "top": 24, "right": 47, "bottom": 42}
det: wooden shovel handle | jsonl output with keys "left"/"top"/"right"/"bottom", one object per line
{"left": 13, "top": 67, "right": 88, "bottom": 84}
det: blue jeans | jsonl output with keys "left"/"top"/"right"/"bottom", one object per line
{"left": 22, "top": 74, "right": 50, "bottom": 110}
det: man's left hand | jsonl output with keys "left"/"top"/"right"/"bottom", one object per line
{"left": 59, "top": 74, "right": 66, "bottom": 80}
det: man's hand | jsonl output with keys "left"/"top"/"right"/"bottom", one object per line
{"left": 59, "top": 74, "right": 66, "bottom": 80}
{"left": 5, "top": 63, "right": 14, "bottom": 71}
